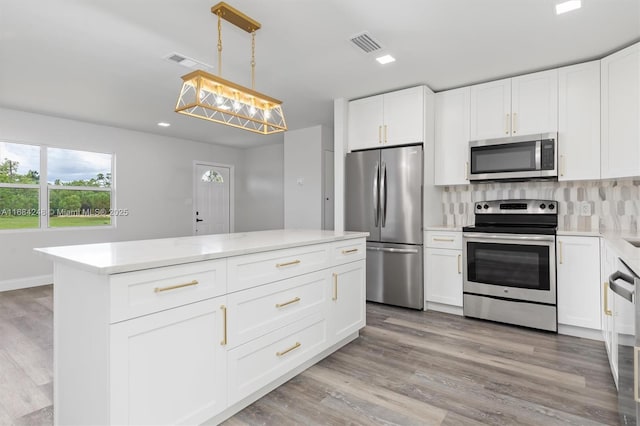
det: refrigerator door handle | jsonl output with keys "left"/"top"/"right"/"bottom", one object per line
{"left": 367, "top": 247, "right": 419, "bottom": 254}
{"left": 373, "top": 162, "right": 380, "bottom": 226}
{"left": 381, "top": 162, "right": 387, "bottom": 227}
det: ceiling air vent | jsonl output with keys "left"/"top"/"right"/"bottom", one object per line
{"left": 164, "top": 53, "right": 211, "bottom": 69}
{"left": 349, "top": 32, "right": 383, "bottom": 54}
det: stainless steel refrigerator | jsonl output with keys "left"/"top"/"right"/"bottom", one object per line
{"left": 345, "top": 145, "right": 423, "bottom": 309}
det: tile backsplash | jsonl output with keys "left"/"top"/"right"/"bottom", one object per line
{"left": 441, "top": 178, "right": 640, "bottom": 232}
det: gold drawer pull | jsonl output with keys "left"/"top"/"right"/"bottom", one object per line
{"left": 220, "top": 305, "right": 227, "bottom": 346}
{"left": 276, "top": 259, "right": 301, "bottom": 268}
{"left": 342, "top": 248, "right": 358, "bottom": 254}
{"left": 154, "top": 280, "right": 199, "bottom": 293}
{"left": 333, "top": 273, "right": 338, "bottom": 301}
{"left": 604, "top": 282, "right": 612, "bottom": 316}
{"left": 276, "top": 342, "right": 301, "bottom": 357}
{"left": 433, "top": 238, "right": 454, "bottom": 242}
{"left": 275, "top": 297, "right": 301, "bottom": 308}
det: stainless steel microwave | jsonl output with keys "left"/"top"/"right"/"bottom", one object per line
{"left": 469, "top": 133, "right": 557, "bottom": 182}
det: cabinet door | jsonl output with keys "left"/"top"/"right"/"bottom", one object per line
{"left": 511, "top": 69, "right": 558, "bottom": 136}
{"left": 601, "top": 42, "right": 640, "bottom": 179}
{"left": 470, "top": 78, "right": 511, "bottom": 140}
{"left": 383, "top": 86, "right": 424, "bottom": 146}
{"left": 348, "top": 95, "right": 384, "bottom": 151}
{"left": 425, "top": 248, "right": 462, "bottom": 307}
{"left": 558, "top": 61, "right": 601, "bottom": 181}
{"left": 601, "top": 240, "right": 614, "bottom": 355}
{"left": 435, "top": 87, "right": 470, "bottom": 185}
{"left": 329, "top": 260, "right": 366, "bottom": 342}
{"left": 110, "top": 297, "right": 227, "bottom": 425}
{"left": 556, "top": 236, "right": 601, "bottom": 330}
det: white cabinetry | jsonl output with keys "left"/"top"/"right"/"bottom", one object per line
{"left": 601, "top": 42, "right": 640, "bottom": 179}
{"left": 556, "top": 236, "right": 601, "bottom": 330}
{"left": 348, "top": 86, "right": 424, "bottom": 151}
{"left": 470, "top": 69, "right": 558, "bottom": 140}
{"left": 425, "top": 231, "right": 463, "bottom": 313}
{"left": 49, "top": 235, "right": 367, "bottom": 426}
{"left": 110, "top": 297, "right": 227, "bottom": 426}
{"left": 434, "top": 87, "right": 470, "bottom": 185}
{"left": 558, "top": 61, "right": 601, "bottom": 181}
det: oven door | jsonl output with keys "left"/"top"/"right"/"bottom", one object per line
{"left": 463, "top": 232, "right": 556, "bottom": 305}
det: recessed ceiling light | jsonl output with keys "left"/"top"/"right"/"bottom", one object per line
{"left": 556, "top": 0, "right": 581, "bottom": 15}
{"left": 376, "top": 54, "right": 396, "bottom": 65}
{"left": 157, "top": 122, "right": 171, "bottom": 127}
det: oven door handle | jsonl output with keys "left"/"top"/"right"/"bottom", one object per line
{"left": 463, "top": 233, "right": 555, "bottom": 242}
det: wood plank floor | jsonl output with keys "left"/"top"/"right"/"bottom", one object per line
{"left": 0, "top": 286, "right": 620, "bottom": 425}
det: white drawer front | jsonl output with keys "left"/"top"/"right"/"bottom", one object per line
{"left": 227, "top": 244, "right": 331, "bottom": 292}
{"left": 226, "top": 270, "right": 328, "bottom": 348}
{"left": 110, "top": 260, "right": 227, "bottom": 323}
{"left": 332, "top": 239, "right": 366, "bottom": 265}
{"left": 227, "top": 313, "right": 327, "bottom": 405}
{"left": 425, "top": 231, "right": 462, "bottom": 249}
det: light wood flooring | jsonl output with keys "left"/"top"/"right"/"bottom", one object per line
{"left": 0, "top": 285, "right": 620, "bottom": 425}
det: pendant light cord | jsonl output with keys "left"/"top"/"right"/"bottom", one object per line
{"left": 217, "top": 11, "right": 223, "bottom": 76}
{"left": 251, "top": 31, "right": 256, "bottom": 90}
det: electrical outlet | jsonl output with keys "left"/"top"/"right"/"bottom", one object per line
{"left": 579, "top": 202, "right": 591, "bottom": 216}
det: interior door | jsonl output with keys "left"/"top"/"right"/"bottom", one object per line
{"left": 380, "top": 146, "right": 422, "bottom": 244}
{"left": 345, "top": 150, "right": 381, "bottom": 242}
{"left": 195, "top": 163, "right": 230, "bottom": 235}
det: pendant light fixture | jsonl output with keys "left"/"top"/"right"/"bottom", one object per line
{"left": 175, "top": 2, "right": 287, "bottom": 135}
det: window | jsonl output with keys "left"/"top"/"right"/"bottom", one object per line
{"left": 0, "top": 141, "right": 114, "bottom": 230}
{"left": 201, "top": 169, "right": 224, "bottom": 183}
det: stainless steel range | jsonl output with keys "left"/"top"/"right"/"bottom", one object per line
{"left": 462, "top": 199, "right": 558, "bottom": 332}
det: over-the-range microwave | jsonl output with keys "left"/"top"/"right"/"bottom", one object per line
{"left": 468, "top": 132, "right": 557, "bottom": 182}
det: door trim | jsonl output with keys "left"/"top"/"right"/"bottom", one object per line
{"left": 193, "top": 161, "right": 235, "bottom": 236}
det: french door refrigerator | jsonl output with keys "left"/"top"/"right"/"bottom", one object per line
{"left": 345, "top": 145, "right": 423, "bottom": 309}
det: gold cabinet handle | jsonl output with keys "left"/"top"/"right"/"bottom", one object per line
{"left": 457, "top": 254, "right": 462, "bottom": 274}
{"left": 560, "top": 154, "right": 565, "bottom": 177}
{"left": 220, "top": 305, "right": 227, "bottom": 346}
{"left": 332, "top": 272, "right": 338, "bottom": 301}
{"left": 465, "top": 161, "right": 469, "bottom": 180}
{"left": 378, "top": 125, "right": 382, "bottom": 144}
{"left": 635, "top": 347, "right": 640, "bottom": 402}
{"left": 276, "top": 259, "right": 301, "bottom": 268}
{"left": 558, "top": 241, "right": 563, "bottom": 264}
{"left": 384, "top": 125, "right": 388, "bottom": 144}
{"left": 433, "top": 238, "right": 454, "bottom": 242}
{"left": 275, "top": 297, "right": 301, "bottom": 308}
{"left": 342, "top": 248, "right": 358, "bottom": 254}
{"left": 512, "top": 112, "right": 517, "bottom": 134}
{"left": 604, "top": 282, "right": 612, "bottom": 316}
{"left": 154, "top": 280, "right": 198, "bottom": 293}
{"left": 505, "top": 113, "right": 510, "bottom": 135}
{"left": 276, "top": 342, "right": 301, "bottom": 357}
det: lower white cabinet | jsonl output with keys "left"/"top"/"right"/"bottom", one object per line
{"left": 110, "top": 297, "right": 228, "bottom": 426}
{"left": 425, "top": 231, "right": 463, "bottom": 311}
{"left": 329, "top": 260, "right": 366, "bottom": 341}
{"left": 556, "top": 236, "right": 601, "bottom": 330}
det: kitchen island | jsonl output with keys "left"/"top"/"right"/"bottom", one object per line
{"left": 35, "top": 229, "right": 367, "bottom": 425}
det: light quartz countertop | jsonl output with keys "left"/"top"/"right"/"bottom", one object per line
{"left": 34, "top": 229, "right": 369, "bottom": 275}
{"left": 425, "top": 226, "right": 463, "bottom": 232}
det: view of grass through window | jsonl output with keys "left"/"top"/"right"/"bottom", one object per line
{"left": 0, "top": 142, "right": 113, "bottom": 230}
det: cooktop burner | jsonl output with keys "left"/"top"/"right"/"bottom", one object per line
{"left": 463, "top": 199, "right": 558, "bottom": 235}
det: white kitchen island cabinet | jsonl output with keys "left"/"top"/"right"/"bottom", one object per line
{"left": 36, "top": 229, "right": 367, "bottom": 426}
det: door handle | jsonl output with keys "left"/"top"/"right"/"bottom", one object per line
{"left": 373, "top": 161, "right": 380, "bottom": 226}
{"left": 603, "top": 282, "right": 612, "bottom": 316}
{"left": 512, "top": 112, "right": 517, "bottom": 134}
{"left": 366, "top": 247, "right": 419, "bottom": 254}
{"left": 381, "top": 162, "right": 387, "bottom": 227}
{"left": 558, "top": 241, "right": 563, "bottom": 264}
{"left": 505, "top": 113, "right": 510, "bottom": 135}
{"left": 457, "top": 254, "right": 462, "bottom": 274}
{"left": 196, "top": 218, "right": 204, "bottom": 222}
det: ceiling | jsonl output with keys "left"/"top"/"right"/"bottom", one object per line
{"left": 0, "top": 0, "right": 638, "bottom": 148}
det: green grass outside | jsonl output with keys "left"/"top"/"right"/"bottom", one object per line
{"left": 0, "top": 215, "right": 111, "bottom": 229}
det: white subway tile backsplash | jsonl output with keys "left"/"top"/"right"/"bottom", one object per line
{"left": 441, "top": 178, "right": 640, "bottom": 232}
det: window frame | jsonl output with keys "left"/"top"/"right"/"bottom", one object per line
{"left": 0, "top": 140, "right": 116, "bottom": 233}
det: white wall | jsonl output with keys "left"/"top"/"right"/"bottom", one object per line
{"left": 235, "top": 144, "right": 284, "bottom": 232}
{"left": 283, "top": 125, "right": 333, "bottom": 229}
{"left": 0, "top": 108, "right": 246, "bottom": 289}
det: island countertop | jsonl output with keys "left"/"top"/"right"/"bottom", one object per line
{"left": 34, "top": 229, "right": 368, "bottom": 275}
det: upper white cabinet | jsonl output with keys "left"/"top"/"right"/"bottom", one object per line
{"left": 558, "top": 61, "right": 601, "bottom": 181}
{"left": 434, "top": 87, "right": 470, "bottom": 185}
{"left": 470, "top": 69, "right": 558, "bottom": 140}
{"left": 601, "top": 42, "right": 640, "bottom": 179}
{"left": 556, "top": 236, "right": 601, "bottom": 330}
{"left": 348, "top": 86, "right": 424, "bottom": 151}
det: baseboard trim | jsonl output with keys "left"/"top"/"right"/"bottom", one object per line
{"left": 426, "top": 301, "right": 463, "bottom": 316}
{"left": 0, "top": 275, "right": 53, "bottom": 292}
{"left": 558, "top": 324, "right": 603, "bottom": 341}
